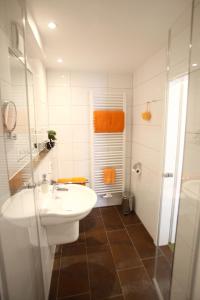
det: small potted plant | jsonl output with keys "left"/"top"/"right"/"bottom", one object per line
{"left": 46, "top": 130, "right": 57, "bottom": 150}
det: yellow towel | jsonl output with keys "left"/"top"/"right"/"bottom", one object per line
{"left": 94, "top": 110, "right": 125, "bottom": 133}
{"left": 57, "top": 177, "right": 87, "bottom": 185}
{"left": 103, "top": 168, "right": 116, "bottom": 184}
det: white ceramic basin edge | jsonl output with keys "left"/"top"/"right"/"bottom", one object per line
{"left": 39, "top": 184, "right": 97, "bottom": 245}
{"left": 39, "top": 184, "right": 97, "bottom": 225}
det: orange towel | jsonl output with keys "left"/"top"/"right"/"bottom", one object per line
{"left": 103, "top": 168, "right": 116, "bottom": 184}
{"left": 94, "top": 110, "right": 125, "bottom": 133}
{"left": 57, "top": 177, "right": 88, "bottom": 185}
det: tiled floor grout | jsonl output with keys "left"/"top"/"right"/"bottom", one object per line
{"left": 103, "top": 228, "right": 126, "bottom": 233}
{"left": 84, "top": 231, "right": 92, "bottom": 300}
{"left": 117, "top": 265, "right": 147, "bottom": 272}
{"left": 105, "top": 295, "right": 123, "bottom": 299}
{"left": 99, "top": 207, "right": 125, "bottom": 300}
{"left": 141, "top": 255, "right": 161, "bottom": 261}
{"left": 114, "top": 206, "right": 143, "bottom": 265}
{"left": 114, "top": 206, "right": 159, "bottom": 296}
{"left": 124, "top": 222, "right": 142, "bottom": 227}
{"left": 57, "top": 292, "right": 90, "bottom": 300}
{"left": 55, "top": 245, "right": 63, "bottom": 300}
{"left": 50, "top": 206, "right": 168, "bottom": 300}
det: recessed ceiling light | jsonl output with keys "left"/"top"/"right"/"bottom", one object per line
{"left": 192, "top": 63, "right": 198, "bottom": 67}
{"left": 57, "top": 58, "right": 63, "bottom": 63}
{"left": 48, "top": 22, "right": 56, "bottom": 29}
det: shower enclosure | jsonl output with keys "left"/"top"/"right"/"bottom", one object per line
{"left": 154, "top": 0, "right": 200, "bottom": 299}
{"left": 0, "top": 0, "right": 46, "bottom": 299}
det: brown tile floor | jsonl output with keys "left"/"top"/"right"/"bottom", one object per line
{"left": 49, "top": 206, "right": 172, "bottom": 300}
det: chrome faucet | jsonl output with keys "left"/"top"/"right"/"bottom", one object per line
{"left": 51, "top": 182, "right": 69, "bottom": 196}
{"left": 52, "top": 182, "right": 59, "bottom": 198}
{"left": 23, "top": 182, "right": 37, "bottom": 189}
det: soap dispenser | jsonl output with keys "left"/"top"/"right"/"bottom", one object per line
{"left": 41, "top": 174, "right": 49, "bottom": 194}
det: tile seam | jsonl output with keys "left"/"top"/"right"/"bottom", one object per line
{"left": 99, "top": 207, "right": 125, "bottom": 299}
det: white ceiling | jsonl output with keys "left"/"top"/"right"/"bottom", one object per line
{"left": 28, "top": 0, "right": 191, "bottom": 72}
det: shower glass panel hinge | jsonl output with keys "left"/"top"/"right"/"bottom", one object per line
{"left": 163, "top": 172, "right": 173, "bottom": 178}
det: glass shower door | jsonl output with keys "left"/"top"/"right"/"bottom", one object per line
{"left": 154, "top": 2, "right": 192, "bottom": 299}
{"left": 171, "top": 0, "right": 200, "bottom": 298}
{"left": 0, "top": 0, "right": 44, "bottom": 299}
{"left": 154, "top": 0, "right": 200, "bottom": 299}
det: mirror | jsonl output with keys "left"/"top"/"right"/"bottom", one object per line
{"left": 2, "top": 101, "right": 17, "bottom": 133}
{"left": 5, "top": 51, "right": 33, "bottom": 179}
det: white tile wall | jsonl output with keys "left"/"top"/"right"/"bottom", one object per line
{"left": 0, "top": 30, "right": 10, "bottom": 83}
{"left": 132, "top": 143, "right": 161, "bottom": 175}
{"left": 186, "top": 69, "right": 200, "bottom": 133}
{"left": 47, "top": 71, "right": 70, "bottom": 86}
{"left": 30, "top": 59, "right": 49, "bottom": 139}
{"left": 71, "top": 106, "right": 89, "bottom": 125}
{"left": 49, "top": 105, "right": 72, "bottom": 125}
{"left": 57, "top": 143, "right": 74, "bottom": 161}
{"left": 72, "top": 125, "right": 89, "bottom": 142}
{"left": 132, "top": 125, "right": 163, "bottom": 151}
{"left": 131, "top": 48, "right": 167, "bottom": 242}
{"left": 131, "top": 166, "right": 163, "bottom": 237}
{"left": 47, "top": 70, "right": 133, "bottom": 195}
{"left": 48, "top": 86, "right": 70, "bottom": 106}
{"left": 73, "top": 142, "right": 89, "bottom": 160}
{"left": 53, "top": 125, "right": 73, "bottom": 142}
{"left": 168, "top": 6, "right": 191, "bottom": 81}
{"left": 71, "top": 87, "right": 89, "bottom": 106}
{"left": 133, "top": 48, "right": 166, "bottom": 87}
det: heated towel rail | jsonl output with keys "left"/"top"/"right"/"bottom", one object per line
{"left": 90, "top": 92, "right": 126, "bottom": 196}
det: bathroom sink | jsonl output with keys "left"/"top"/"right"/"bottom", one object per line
{"left": 1, "top": 184, "right": 97, "bottom": 245}
{"left": 40, "top": 184, "right": 97, "bottom": 245}
{"left": 1, "top": 189, "right": 36, "bottom": 228}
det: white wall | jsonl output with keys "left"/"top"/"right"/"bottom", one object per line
{"left": 47, "top": 71, "right": 133, "bottom": 197}
{"left": 131, "top": 48, "right": 167, "bottom": 243}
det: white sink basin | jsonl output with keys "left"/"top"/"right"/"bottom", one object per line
{"left": 40, "top": 184, "right": 97, "bottom": 224}
{"left": 39, "top": 184, "right": 97, "bottom": 245}
{"left": 1, "top": 184, "right": 97, "bottom": 246}
{"left": 1, "top": 189, "right": 35, "bottom": 228}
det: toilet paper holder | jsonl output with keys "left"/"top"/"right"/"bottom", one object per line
{"left": 132, "top": 162, "right": 142, "bottom": 175}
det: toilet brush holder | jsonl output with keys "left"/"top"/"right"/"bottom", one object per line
{"left": 122, "top": 193, "right": 131, "bottom": 215}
